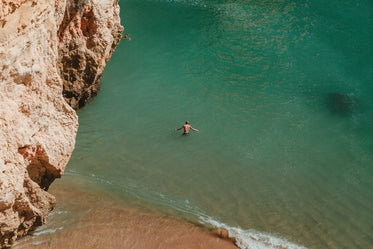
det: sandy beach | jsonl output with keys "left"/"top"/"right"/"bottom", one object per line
{"left": 14, "top": 178, "right": 238, "bottom": 249}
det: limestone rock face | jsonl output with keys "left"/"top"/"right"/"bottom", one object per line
{"left": 0, "top": 0, "right": 123, "bottom": 247}
{"left": 58, "top": 0, "right": 123, "bottom": 109}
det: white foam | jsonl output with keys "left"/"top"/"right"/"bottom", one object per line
{"left": 32, "top": 227, "right": 64, "bottom": 236}
{"left": 200, "top": 216, "right": 308, "bottom": 249}
{"left": 30, "top": 240, "right": 48, "bottom": 246}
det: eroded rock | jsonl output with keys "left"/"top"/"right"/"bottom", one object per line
{"left": 212, "top": 228, "right": 237, "bottom": 244}
{"left": 0, "top": 0, "right": 123, "bottom": 247}
{"left": 57, "top": 0, "right": 123, "bottom": 109}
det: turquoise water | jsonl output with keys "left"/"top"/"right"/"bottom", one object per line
{"left": 67, "top": 0, "right": 372, "bottom": 248}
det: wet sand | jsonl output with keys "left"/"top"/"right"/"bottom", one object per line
{"left": 14, "top": 177, "right": 238, "bottom": 249}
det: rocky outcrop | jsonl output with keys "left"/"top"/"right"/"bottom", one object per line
{"left": 0, "top": 0, "right": 123, "bottom": 247}
{"left": 58, "top": 0, "right": 123, "bottom": 109}
{"left": 212, "top": 228, "right": 237, "bottom": 245}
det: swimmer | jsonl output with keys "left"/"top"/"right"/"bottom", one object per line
{"left": 122, "top": 33, "right": 131, "bottom": 40}
{"left": 174, "top": 121, "right": 199, "bottom": 135}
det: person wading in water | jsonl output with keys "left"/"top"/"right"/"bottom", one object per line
{"left": 174, "top": 121, "right": 199, "bottom": 135}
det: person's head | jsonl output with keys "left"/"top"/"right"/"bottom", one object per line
{"left": 185, "top": 120, "right": 189, "bottom": 124}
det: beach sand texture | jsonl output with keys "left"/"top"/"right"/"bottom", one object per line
{"left": 14, "top": 179, "right": 238, "bottom": 249}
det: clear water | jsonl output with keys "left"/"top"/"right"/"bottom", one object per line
{"left": 65, "top": 0, "right": 373, "bottom": 248}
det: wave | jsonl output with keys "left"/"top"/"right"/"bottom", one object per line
{"left": 200, "top": 216, "right": 308, "bottom": 249}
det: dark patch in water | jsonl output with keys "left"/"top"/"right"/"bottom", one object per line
{"left": 326, "top": 93, "right": 355, "bottom": 116}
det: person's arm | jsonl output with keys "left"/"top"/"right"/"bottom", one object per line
{"left": 175, "top": 126, "right": 184, "bottom": 131}
{"left": 191, "top": 127, "right": 199, "bottom": 132}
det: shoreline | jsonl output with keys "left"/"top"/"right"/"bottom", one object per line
{"left": 13, "top": 176, "right": 238, "bottom": 249}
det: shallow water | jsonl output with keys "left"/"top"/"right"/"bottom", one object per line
{"left": 23, "top": 0, "right": 373, "bottom": 248}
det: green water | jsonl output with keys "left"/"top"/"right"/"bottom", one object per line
{"left": 65, "top": 0, "right": 372, "bottom": 248}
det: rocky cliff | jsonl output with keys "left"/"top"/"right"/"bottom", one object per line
{"left": 0, "top": 0, "right": 123, "bottom": 247}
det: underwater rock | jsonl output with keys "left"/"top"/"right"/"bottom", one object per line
{"left": 326, "top": 92, "right": 355, "bottom": 115}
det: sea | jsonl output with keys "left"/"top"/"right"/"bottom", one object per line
{"left": 17, "top": 0, "right": 373, "bottom": 248}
